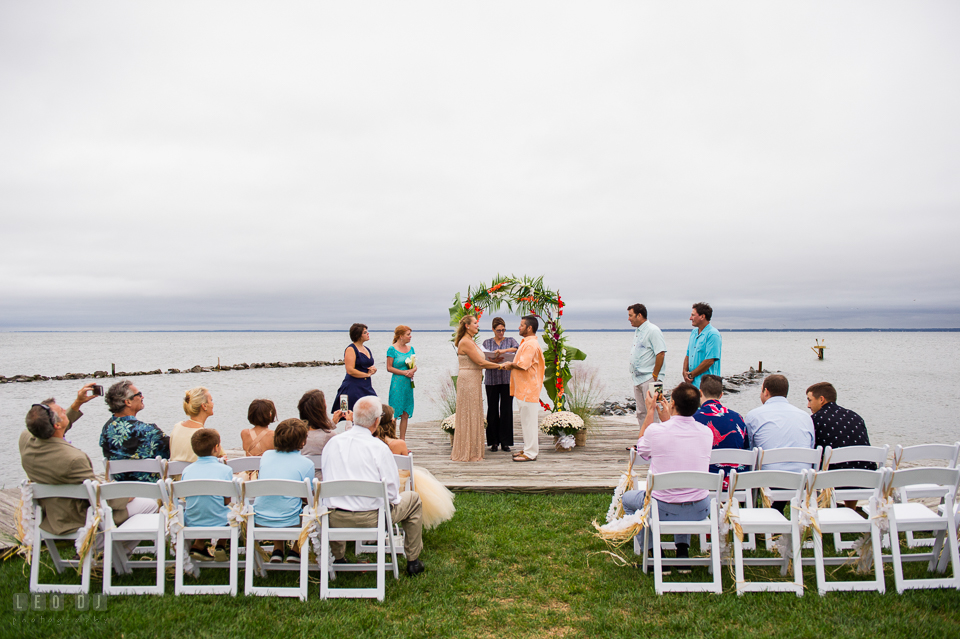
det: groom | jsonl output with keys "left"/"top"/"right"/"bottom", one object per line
{"left": 504, "top": 315, "right": 545, "bottom": 462}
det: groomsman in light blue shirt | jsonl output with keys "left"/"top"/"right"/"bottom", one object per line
{"left": 627, "top": 303, "right": 667, "bottom": 427}
{"left": 683, "top": 302, "right": 721, "bottom": 388}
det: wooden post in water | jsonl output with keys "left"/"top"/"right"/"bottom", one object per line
{"left": 217, "top": 357, "right": 221, "bottom": 371}
{"left": 811, "top": 339, "right": 827, "bottom": 360}
{"left": 758, "top": 361, "right": 762, "bottom": 373}
{"left": 111, "top": 363, "right": 115, "bottom": 377}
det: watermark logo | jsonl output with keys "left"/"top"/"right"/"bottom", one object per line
{"left": 13, "top": 593, "right": 108, "bottom": 612}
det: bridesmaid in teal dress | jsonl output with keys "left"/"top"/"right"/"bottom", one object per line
{"left": 386, "top": 325, "right": 417, "bottom": 440}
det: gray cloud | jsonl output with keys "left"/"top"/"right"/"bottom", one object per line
{"left": 2, "top": 1, "right": 958, "bottom": 330}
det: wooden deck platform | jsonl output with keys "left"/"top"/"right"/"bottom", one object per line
{"left": 402, "top": 414, "right": 641, "bottom": 494}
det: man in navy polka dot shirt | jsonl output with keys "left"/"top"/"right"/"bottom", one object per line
{"left": 807, "top": 382, "right": 875, "bottom": 509}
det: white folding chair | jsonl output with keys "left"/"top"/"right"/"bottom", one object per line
{"left": 99, "top": 480, "right": 167, "bottom": 595}
{"left": 705, "top": 448, "right": 758, "bottom": 550}
{"left": 885, "top": 467, "right": 960, "bottom": 593}
{"left": 164, "top": 460, "right": 191, "bottom": 478}
{"left": 167, "top": 478, "right": 242, "bottom": 596}
{"left": 355, "top": 454, "right": 415, "bottom": 556}
{"left": 27, "top": 480, "right": 98, "bottom": 594}
{"left": 807, "top": 469, "right": 886, "bottom": 595}
{"left": 638, "top": 471, "right": 723, "bottom": 594}
{"left": 319, "top": 479, "right": 400, "bottom": 601}
{"left": 892, "top": 442, "right": 960, "bottom": 548}
{"left": 724, "top": 469, "right": 805, "bottom": 596}
{"left": 226, "top": 456, "right": 262, "bottom": 474}
{"left": 756, "top": 446, "right": 822, "bottom": 550}
{"left": 820, "top": 445, "right": 890, "bottom": 551}
{"left": 104, "top": 457, "right": 164, "bottom": 481}
{"left": 242, "top": 478, "right": 314, "bottom": 600}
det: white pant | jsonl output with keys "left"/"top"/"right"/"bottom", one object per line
{"left": 518, "top": 400, "right": 539, "bottom": 459}
{"left": 95, "top": 497, "right": 159, "bottom": 553}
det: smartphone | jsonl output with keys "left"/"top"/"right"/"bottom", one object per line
{"left": 651, "top": 381, "right": 664, "bottom": 401}
{"left": 340, "top": 394, "right": 349, "bottom": 413}
{"left": 92, "top": 384, "right": 104, "bottom": 396}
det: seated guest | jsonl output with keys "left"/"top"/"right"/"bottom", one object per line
{"left": 375, "top": 405, "right": 409, "bottom": 456}
{"left": 321, "top": 396, "right": 425, "bottom": 576}
{"left": 744, "top": 374, "right": 815, "bottom": 512}
{"left": 255, "top": 418, "right": 314, "bottom": 564}
{"left": 170, "top": 387, "right": 215, "bottom": 463}
{"left": 241, "top": 399, "right": 278, "bottom": 457}
{"left": 693, "top": 375, "right": 749, "bottom": 478}
{"left": 100, "top": 380, "right": 170, "bottom": 482}
{"left": 621, "top": 383, "right": 711, "bottom": 568}
{"left": 807, "top": 382, "right": 875, "bottom": 509}
{"left": 180, "top": 428, "right": 232, "bottom": 561}
{"left": 20, "top": 384, "right": 157, "bottom": 542}
{"left": 298, "top": 389, "right": 343, "bottom": 479}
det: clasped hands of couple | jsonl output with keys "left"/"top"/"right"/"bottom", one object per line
{"left": 489, "top": 350, "right": 513, "bottom": 371}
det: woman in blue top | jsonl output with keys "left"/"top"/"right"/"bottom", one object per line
{"left": 386, "top": 324, "right": 418, "bottom": 440}
{"left": 255, "top": 418, "right": 314, "bottom": 563}
{"left": 333, "top": 323, "right": 377, "bottom": 415}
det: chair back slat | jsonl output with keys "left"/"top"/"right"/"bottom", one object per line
{"left": 709, "top": 448, "right": 757, "bottom": 468}
{"left": 757, "top": 446, "right": 823, "bottom": 468}
{"left": 887, "top": 467, "right": 960, "bottom": 491}
{"left": 98, "top": 480, "right": 165, "bottom": 501}
{"left": 727, "top": 469, "right": 805, "bottom": 492}
{"left": 32, "top": 481, "right": 94, "bottom": 501}
{"left": 226, "top": 457, "right": 261, "bottom": 473}
{"left": 319, "top": 479, "right": 388, "bottom": 500}
{"left": 893, "top": 442, "right": 960, "bottom": 468}
{"left": 169, "top": 479, "right": 240, "bottom": 500}
{"left": 809, "top": 469, "right": 885, "bottom": 491}
{"left": 242, "top": 478, "right": 312, "bottom": 500}
{"left": 646, "top": 471, "right": 722, "bottom": 493}
{"left": 105, "top": 456, "right": 164, "bottom": 480}
{"left": 823, "top": 445, "right": 889, "bottom": 468}
{"left": 164, "top": 461, "right": 191, "bottom": 477}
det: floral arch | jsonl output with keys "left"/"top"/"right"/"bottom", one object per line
{"left": 448, "top": 275, "right": 586, "bottom": 412}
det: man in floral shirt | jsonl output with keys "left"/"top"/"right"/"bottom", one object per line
{"left": 100, "top": 380, "right": 170, "bottom": 481}
{"left": 693, "top": 375, "right": 749, "bottom": 485}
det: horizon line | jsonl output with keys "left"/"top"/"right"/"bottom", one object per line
{"left": 3, "top": 328, "right": 959, "bottom": 334}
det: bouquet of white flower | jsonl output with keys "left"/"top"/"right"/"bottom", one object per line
{"left": 406, "top": 354, "right": 417, "bottom": 389}
{"left": 538, "top": 410, "right": 585, "bottom": 437}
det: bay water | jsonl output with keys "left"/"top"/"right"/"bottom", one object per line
{"left": 2, "top": 330, "right": 958, "bottom": 487}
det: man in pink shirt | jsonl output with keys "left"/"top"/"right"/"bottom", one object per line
{"left": 504, "top": 315, "right": 545, "bottom": 462}
{"left": 621, "top": 382, "right": 712, "bottom": 567}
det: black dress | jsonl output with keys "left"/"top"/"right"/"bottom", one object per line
{"left": 333, "top": 343, "right": 377, "bottom": 412}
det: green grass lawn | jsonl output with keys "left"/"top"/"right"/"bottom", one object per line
{"left": 2, "top": 493, "right": 959, "bottom": 639}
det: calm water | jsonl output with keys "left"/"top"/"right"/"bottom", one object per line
{"left": 2, "top": 330, "right": 958, "bottom": 487}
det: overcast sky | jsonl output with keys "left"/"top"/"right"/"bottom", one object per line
{"left": 2, "top": 1, "right": 958, "bottom": 331}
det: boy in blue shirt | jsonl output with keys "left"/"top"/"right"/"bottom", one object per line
{"left": 181, "top": 428, "right": 233, "bottom": 561}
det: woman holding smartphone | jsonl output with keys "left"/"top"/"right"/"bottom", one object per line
{"left": 332, "top": 323, "right": 377, "bottom": 414}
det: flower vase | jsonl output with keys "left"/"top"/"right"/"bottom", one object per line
{"left": 575, "top": 430, "right": 587, "bottom": 447}
{"left": 553, "top": 436, "right": 573, "bottom": 452}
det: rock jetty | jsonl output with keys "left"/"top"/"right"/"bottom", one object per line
{"left": 0, "top": 360, "right": 343, "bottom": 384}
{"left": 597, "top": 366, "right": 772, "bottom": 415}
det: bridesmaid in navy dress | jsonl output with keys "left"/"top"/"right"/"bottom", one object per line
{"left": 333, "top": 323, "right": 377, "bottom": 413}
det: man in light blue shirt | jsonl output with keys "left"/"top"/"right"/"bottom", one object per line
{"left": 627, "top": 303, "right": 667, "bottom": 427}
{"left": 683, "top": 302, "right": 721, "bottom": 388}
{"left": 744, "top": 374, "right": 816, "bottom": 472}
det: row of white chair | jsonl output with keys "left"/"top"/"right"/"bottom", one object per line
{"left": 634, "top": 466, "right": 960, "bottom": 596}
{"left": 630, "top": 441, "right": 960, "bottom": 552}
{"left": 28, "top": 475, "right": 407, "bottom": 601}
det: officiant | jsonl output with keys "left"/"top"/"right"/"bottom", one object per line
{"left": 482, "top": 317, "right": 520, "bottom": 453}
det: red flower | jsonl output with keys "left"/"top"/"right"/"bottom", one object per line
{"left": 559, "top": 309, "right": 563, "bottom": 316}
{"left": 464, "top": 301, "right": 472, "bottom": 309}
{"left": 540, "top": 400, "right": 552, "bottom": 411}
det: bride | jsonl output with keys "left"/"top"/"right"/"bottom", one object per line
{"left": 451, "top": 315, "right": 503, "bottom": 462}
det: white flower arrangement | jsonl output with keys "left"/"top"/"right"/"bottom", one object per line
{"left": 538, "top": 410, "right": 585, "bottom": 436}
{"left": 440, "top": 412, "right": 486, "bottom": 434}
